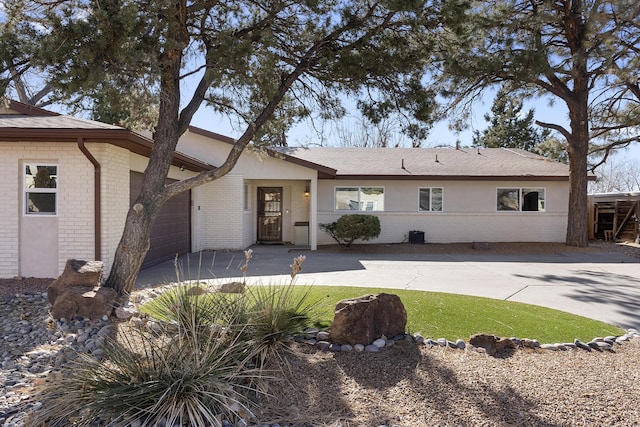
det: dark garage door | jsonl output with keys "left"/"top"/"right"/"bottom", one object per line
{"left": 130, "top": 172, "right": 191, "bottom": 268}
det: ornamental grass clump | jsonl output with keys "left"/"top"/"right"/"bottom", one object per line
{"left": 29, "top": 288, "right": 265, "bottom": 427}
{"left": 29, "top": 254, "right": 321, "bottom": 426}
{"left": 244, "top": 255, "right": 322, "bottom": 366}
{"left": 142, "top": 283, "right": 248, "bottom": 328}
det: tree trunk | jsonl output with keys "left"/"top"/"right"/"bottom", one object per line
{"left": 565, "top": 136, "right": 589, "bottom": 247}
{"left": 104, "top": 126, "right": 179, "bottom": 295}
{"left": 104, "top": 7, "right": 186, "bottom": 295}
{"left": 565, "top": 95, "right": 590, "bottom": 247}
{"left": 562, "top": 1, "right": 590, "bottom": 248}
{"left": 103, "top": 199, "right": 160, "bottom": 295}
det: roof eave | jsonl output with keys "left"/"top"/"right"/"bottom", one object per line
{"left": 326, "top": 174, "right": 573, "bottom": 181}
{"left": 188, "top": 126, "right": 337, "bottom": 176}
{"left": 8, "top": 100, "right": 60, "bottom": 117}
{"left": 0, "top": 128, "right": 214, "bottom": 172}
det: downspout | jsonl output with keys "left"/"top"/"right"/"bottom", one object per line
{"left": 77, "top": 138, "right": 101, "bottom": 261}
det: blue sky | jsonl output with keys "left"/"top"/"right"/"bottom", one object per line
{"left": 190, "top": 96, "right": 640, "bottom": 163}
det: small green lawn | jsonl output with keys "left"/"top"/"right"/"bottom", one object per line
{"left": 299, "top": 285, "right": 624, "bottom": 343}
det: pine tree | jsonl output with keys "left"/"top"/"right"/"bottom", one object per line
{"left": 472, "top": 87, "right": 550, "bottom": 153}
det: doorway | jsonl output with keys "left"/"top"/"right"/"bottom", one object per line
{"left": 257, "top": 187, "right": 283, "bottom": 242}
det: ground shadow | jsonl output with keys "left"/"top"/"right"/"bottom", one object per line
{"left": 135, "top": 244, "right": 640, "bottom": 289}
{"left": 262, "top": 342, "right": 563, "bottom": 426}
{"left": 514, "top": 270, "right": 640, "bottom": 330}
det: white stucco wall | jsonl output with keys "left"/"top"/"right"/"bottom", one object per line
{"left": 177, "top": 131, "right": 317, "bottom": 181}
{"left": 176, "top": 131, "right": 317, "bottom": 248}
{"left": 316, "top": 179, "right": 570, "bottom": 244}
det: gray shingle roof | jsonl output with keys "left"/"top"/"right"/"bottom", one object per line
{"left": 275, "top": 146, "right": 570, "bottom": 178}
{"left": 0, "top": 114, "right": 123, "bottom": 130}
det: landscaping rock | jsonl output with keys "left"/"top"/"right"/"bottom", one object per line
{"left": 330, "top": 293, "right": 407, "bottom": 345}
{"left": 219, "top": 281, "right": 245, "bottom": 293}
{"left": 365, "top": 344, "right": 380, "bottom": 352}
{"left": 47, "top": 260, "right": 116, "bottom": 320}
{"left": 316, "top": 331, "right": 330, "bottom": 341}
{"left": 469, "top": 333, "right": 516, "bottom": 356}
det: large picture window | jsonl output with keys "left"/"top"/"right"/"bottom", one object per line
{"left": 497, "top": 187, "right": 545, "bottom": 212}
{"left": 419, "top": 187, "right": 443, "bottom": 212}
{"left": 335, "top": 186, "right": 384, "bottom": 211}
{"left": 24, "top": 164, "right": 58, "bottom": 215}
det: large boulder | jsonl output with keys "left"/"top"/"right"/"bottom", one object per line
{"left": 331, "top": 293, "right": 407, "bottom": 345}
{"left": 47, "top": 259, "right": 117, "bottom": 320}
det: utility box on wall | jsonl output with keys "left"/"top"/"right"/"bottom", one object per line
{"left": 294, "top": 221, "right": 310, "bottom": 245}
{"left": 409, "top": 230, "right": 425, "bottom": 244}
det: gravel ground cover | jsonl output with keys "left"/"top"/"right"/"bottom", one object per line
{"left": 1, "top": 241, "right": 639, "bottom": 426}
{"left": 258, "top": 338, "right": 640, "bottom": 426}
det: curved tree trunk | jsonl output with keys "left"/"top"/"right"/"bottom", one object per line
{"left": 104, "top": 123, "right": 179, "bottom": 295}
{"left": 104, "top": 197, "right": 161, "bottom": 296}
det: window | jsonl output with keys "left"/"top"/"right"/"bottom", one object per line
{"left": 497, "top": 187, "right": 545, "bottom": 212}
{"left": 24, "top": 164, "right": 58, "bottom": 215}
{"left": 419, "top": 188, "right": 443, "bottom": 212}
{"left": 335, "top": 186, "right": 384, "bottom": 211}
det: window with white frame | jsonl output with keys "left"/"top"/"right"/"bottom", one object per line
{"left": 24, "top": 164, "right": 58, "bottom": 215}
{"left": 497, "top": 187, "right": 545, "bottom": 212}
{"left": 419, "top": 187, "right": 443, "bottom": 212}
{"left": 335, "top": 186, "right": 384, "bottom": 211}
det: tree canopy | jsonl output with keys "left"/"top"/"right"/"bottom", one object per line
{"left": 431, "top": 0, "right": 640, "bottom": 246}
{"left": 1, "top": 0, "right": 463, "bottom": 294}
{"left": 472, "top": 85, "right": 551, "bottom": 153}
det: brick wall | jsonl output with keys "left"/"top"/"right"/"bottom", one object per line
{"left": 89, "top": 143, "right": 130, "bottom": 278}
{"left": 194, "top": 175, "right": 245, "bottom": 250}
{"left": 317, "top": 211, "right": 567, "bottom": 244}
{"left": 57, "top": 144, "right": 95, "bottom": 273}
{"left": 316, "top": 179, "right": 570, "bottom": 245}
{"left": 0, "top": 142, "right": 96, "bottom": 278}
{"left": 0, "top": 145, "right": 20, "bottom": 277}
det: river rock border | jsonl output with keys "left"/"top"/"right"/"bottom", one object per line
{"left": 292, "top": 327, "right": 640, "bottom": 356}
{"left": 2, "top": 289, "right": 639, "bottom": 427}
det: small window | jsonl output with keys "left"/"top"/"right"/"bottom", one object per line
{"left": 497, "top": 187, "right": 545, "bottom": 212}
{"left": 335, "top": 186, "right": 384, "bottom": 211}
{"left": 497, "top": 188, "right": 520, "bottom": 211}
{"left": 25, "top": 164, "right": 58, "bottom": 215}
{"left": 523, "top": 188, "right": 545, "bottom": 212}
{"left": 419, "top": 187, "right": 443, "bottom": 212}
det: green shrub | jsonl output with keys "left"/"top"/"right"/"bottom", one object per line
{"left": 320, "top": 214, "right": 381, "bottom": 247}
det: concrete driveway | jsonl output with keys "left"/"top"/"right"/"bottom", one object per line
{"left": 135, "top": 244, "right": 640, "bottom": 330}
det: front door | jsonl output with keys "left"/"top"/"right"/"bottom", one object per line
{"left": 257, "top": 187, "right": 282, "bottom": 242}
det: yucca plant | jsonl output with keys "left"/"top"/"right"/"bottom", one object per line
{"left": 29, "top": 293, "right": 267, "bottom": 427}
{"left": 141, "top": 283, "right": 248, "bottom": 328}
{"left": 242, "top": 255, "right": 323, "bottom": 366}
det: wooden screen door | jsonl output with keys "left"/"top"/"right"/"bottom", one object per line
{"left": 257, "top": 187, "right": 283, "bottom": 242}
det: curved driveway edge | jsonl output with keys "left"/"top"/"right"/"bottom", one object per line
{"left": 136, "top": 245, "right": 640, "bottom": 330}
